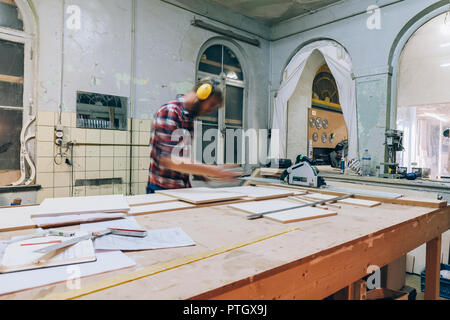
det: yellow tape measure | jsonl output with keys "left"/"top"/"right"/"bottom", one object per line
{"left": 40, "top": 226, "right": 299, "bottom": 300}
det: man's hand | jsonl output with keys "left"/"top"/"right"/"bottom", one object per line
{"left": 210, "top": 166, "right": 242, "bottom": 182}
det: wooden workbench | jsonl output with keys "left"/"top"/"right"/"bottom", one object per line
{"left": 0, "top": 183, "right": 449, "bottom": 300}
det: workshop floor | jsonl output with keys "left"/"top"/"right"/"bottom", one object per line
{"left": 405, "top": 273, "right": 448, "bottom": 300}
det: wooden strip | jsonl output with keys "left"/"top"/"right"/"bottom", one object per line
{"left": 157, "top": 188, "right": 245, "bottom": 204}
{"left": 337, "top": 198, "right": 381, "bottom": 208}
{"left": 126, "top": 194, "right": 176, "bottom": 207}
{"left": 39, "top": 226, "right": 300, "bottom": 300}
{"left": 228, "top": 198, "right": 302, "bottom": 215}
{"left": 216, "top": 186, "right": 294, "bottom": 201}
{"left": 250, "top": 182, "right": 447, "bottom": 208}
{"left": 128, "top": 201, "right": 195, "bottom": 216}
{"left": 264, "top": 207, "right": 337, "bottom": 224}
{"left": 189, "top": 206, "right": 450, "bottom": 300}
{"left": 425, "top": 236, "right": 442, "bottom": 300}
{"left": 0, "top": 74, "right": 24, "bottom": 84}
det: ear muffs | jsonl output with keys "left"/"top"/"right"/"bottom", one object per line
{"left": 196, "top": 83, "right": 215, "bottom": 101}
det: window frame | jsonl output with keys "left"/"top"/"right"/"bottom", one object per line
{"left": 195, "top": 43, "right": 247, "bottom": 165}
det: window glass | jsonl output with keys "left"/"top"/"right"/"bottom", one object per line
{"left": 0, "top": 1, "right": 24, "bottom": 31}
{"left": 0, "top": 109, "right": 22, "bottom": 170}
{"left": 397, "top": 13, "right": 450, "bottom": 179}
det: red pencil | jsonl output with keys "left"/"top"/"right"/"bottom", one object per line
{"left": 21, "top": 240, "right": 62, "bottom": 246}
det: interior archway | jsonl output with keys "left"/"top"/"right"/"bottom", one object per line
{"left": 287, "top": 49, "right": 348, "bottom": 166}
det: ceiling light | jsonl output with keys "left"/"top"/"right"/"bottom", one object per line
{"left": 441, "top": 62, "right": 450, "bottom": 67}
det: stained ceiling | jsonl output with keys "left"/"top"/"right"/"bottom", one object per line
{"left": 208, "top": 0, "right": 344, "bottom": 25}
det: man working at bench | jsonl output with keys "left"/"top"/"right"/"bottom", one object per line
{"left": 147, "top": 78, "right": 240, "bottom": 193}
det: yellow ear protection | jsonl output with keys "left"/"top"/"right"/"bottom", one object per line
{"left": 196, "top": 79, "right": 219, "bottom": 101}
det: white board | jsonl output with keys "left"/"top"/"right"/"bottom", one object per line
{"left": 31, "top": 195, "right": 130, "bottom": 218}
{"left": 32, "top": 213, "right": 127, "bottom": 228}
{"left": 0, "top": 206, "right": 36, "bottom": 232}
{"left": 336, "top": 198, "right": 381, "bottom": 207}
{"left": 157, "top": 187, "right": 244, "bottom": 204}
{"left": 0, "top": 251, "right": 135, "bottom": 296}
{"left": 216, "top": 186, "right": 295, "bottom": 200}
{"left": 302, "top": 193, "right": 337, "bottom": 201}
{"left": 228, "top": 198, "right": 302, "bottom": 215}
{"left": 264, "top": 207, "right": 337, "bottom": 224}
{"left": 128, "top": 201, "right": 195, "bottom": 216}
{"left": 126, "top": 194, "right": 176, "bottom": 206}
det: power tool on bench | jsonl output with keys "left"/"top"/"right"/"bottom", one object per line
{"left": 279, "top": 154, "right": 326, "bottom": 188}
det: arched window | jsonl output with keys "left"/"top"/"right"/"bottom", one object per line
{"left": 0, "top": 0, "right": 35, "bottom": 186}
{"left": 396, "top": 12, "right": 450, "bottom": 179}
{"left": 196, "top": 44, "right": 246, "bottom": 165}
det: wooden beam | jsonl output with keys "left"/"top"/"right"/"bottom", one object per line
{"left": 0, "top": 74, "right": 24, "bottom": 84}
{"left": 189, "top": 207, "right": 450, "bottom": 300}
{"left": 425, "top": 236, "right": 442, "bottom": 300}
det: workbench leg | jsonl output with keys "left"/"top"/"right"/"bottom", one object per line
{"left": 424, "top": 235, "right": 442, "bottom": 300}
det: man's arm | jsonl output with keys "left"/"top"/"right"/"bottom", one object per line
{"left": 159, "top": 156, "right": 241, "bottom": 181}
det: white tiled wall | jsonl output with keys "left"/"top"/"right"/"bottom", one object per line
{"left": 35, "top": 111, "right": 151, "bottom": 203}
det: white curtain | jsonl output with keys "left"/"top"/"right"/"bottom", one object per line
{"left": 270, "top": 40, "right": 358, "bottom": 160}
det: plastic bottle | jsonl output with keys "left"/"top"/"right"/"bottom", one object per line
{"left": 340, "top": 156, "right": 345, "bottom": 174}
{"left": 362, "top": 150, "right": 371, "bottom": 176}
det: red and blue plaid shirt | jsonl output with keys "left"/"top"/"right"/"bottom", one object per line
{"left": 148, "top": 98, "right": 194, "bottom": 189}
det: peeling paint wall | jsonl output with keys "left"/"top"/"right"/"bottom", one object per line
{"left": 269, "top": 0, "right": 445, "bottom": 166}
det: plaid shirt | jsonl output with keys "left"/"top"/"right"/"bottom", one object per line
{"left": 148, "top": 98, "right": 194, "bottom": 189}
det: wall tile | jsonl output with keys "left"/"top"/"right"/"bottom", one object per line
{"left": 101, "top": 157, "right": 114, "bottom": 171}
{"left": 100, "top": 145, "right": 114, "bottom": 157}
{"left": 37, "top": 141, "right": 54, "bottom": 158}
{"left": 86, "top": 157, "right": 100, "bottom": 171}
{"left": 37, "top": 188, "right": 54, "bottom": 204}
{"left": 114, "top": 157, "right": 127, "bottom": 171}
{"left": 71, "top": 128, "right": 86, "bottom": 144}
{"left": 37, "top": 126, "right": 54, "bottom": 142}
{"left": 37, "top": 172, "right": 54, "bottom": 188}
{"left": 100, "top": 130, "right": 114, "bottom": 144}
{"left": 54, "top": 186, "right": 70, "bottom": 198}
{"left": 37, "top": 111, "right": 55, "bottom": 126}
{"left": 36, "top": 157, "right": 54, "bottom": 173}
{"left": 86, "top": 145, "right": 100, "bottom": 157}
{"left": 73, "top": 157, "right": 86, "bottom": 172}
{"left": 73, "top": 186, "right": 86, "bottom": 197}
{"left": 114, "top": 131, "right": 127, "bottom": 144}
{"left": 86, "top": 129, "right": 101, "bottom": 144}
{"left": 54, "top": 172, "right": 71, "bottom": 187}
{"left": 113, "top": 146, "right": 127, "bottom": 157}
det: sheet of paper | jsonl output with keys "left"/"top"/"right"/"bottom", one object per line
{"left": 91, "top": 227, "right": 196, "bottom": 251}
{"left": 80, "top": 219, "right": 195, "bottom": 251}
{"left": 0, "top": 232, "right": 95, "bottom": 273}
{"left": 32, "top": 213, "right": 127, "bottom": 228}
{"left": 0, "top": 250, "right": 136, "bottom": 296}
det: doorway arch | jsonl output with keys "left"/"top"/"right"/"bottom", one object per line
{"left": 271, "top": 39, "right": 357, "bottom": 161}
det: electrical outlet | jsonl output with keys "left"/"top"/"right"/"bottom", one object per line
{"left": 55, "top": 125, "right": 64, "bottom": 146}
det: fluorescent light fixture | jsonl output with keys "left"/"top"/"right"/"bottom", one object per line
{"left": 441, "top": 42, "right": 450, "bottom": 48}
{"left": 440, "top": 62, "right": 450, "bottom": 67}
{"left": 422, "top": 112, "right": 448, "bottom": 123}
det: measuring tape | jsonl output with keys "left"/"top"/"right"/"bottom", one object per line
{"left": 40, "top": 226, "right": 299, "bottom": 300}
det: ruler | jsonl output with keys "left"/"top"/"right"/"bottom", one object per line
{"left": 246, "top": 194, "right": 354, "bottom": 220}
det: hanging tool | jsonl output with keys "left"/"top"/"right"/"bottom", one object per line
{"left": 247, "top": 193, "right": 354, "bottom": 220}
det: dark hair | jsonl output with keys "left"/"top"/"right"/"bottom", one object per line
{"left": 193, "top": 77, "right": 223, "bottom": 102}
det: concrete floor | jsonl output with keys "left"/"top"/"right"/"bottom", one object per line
{"left": 405, "top": 273, "right": 448, "bottom": 300}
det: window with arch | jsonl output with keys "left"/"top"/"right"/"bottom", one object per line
{"left": 196, "top": 44, "right": 246, "bottom": 165}
{"left": 397, "top": 12, "right": 450, "bottom": 179}
{"left": 0, "top": 0, "right": 32, "bottom": 186}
